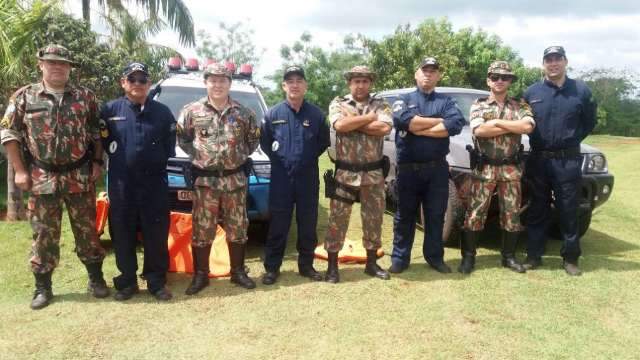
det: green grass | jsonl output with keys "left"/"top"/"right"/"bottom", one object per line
{"left": 1, "top": 134, "right": 639, "bottom": 359}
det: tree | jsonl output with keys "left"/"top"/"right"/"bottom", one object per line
{"left": 80, "top": 0, "right": 195, "bottom": 46}
{"left": 364, "top": 18, "right": 539, "bottom": 97}
{"left": 267, "top": 32, "right": 368, "bottom": 112}
{"left": 195, "top": 22, "right": 264, "bottom": 67}
{"left": 580, "top": 68, "right": 640, "bottom": 136}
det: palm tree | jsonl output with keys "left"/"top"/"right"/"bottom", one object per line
{"left": 81, "top": 0, "right": 195, "bottom": 46}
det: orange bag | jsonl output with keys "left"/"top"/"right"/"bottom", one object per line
{"left": 167, "top": 212, "right": 231, "bottom": 278}
{"left": 315, "top": 239, "right": 384, "bottom": 264}
{"left": 95, "top": 192, "right": 109, "bottom": 236}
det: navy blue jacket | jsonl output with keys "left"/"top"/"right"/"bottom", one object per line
{"left": 260, "top": 100, "right": 330, "bottom": 175}
{"left": 523, "top": 77, "right": 596, "bottom": 151}
{"left": 100, "top": 96, "right": 176, "bottom": 178}
{"left": 393, "top": 88, "right": 465, "bottom": 164}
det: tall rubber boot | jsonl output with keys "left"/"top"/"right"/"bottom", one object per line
{"left": 185, "top": 244, "right": 212, "bottom": 295}
{"left": 86, "top": 262, "right": 110, "bottom": 298}
{"left": 325, "top": 252, "right": 340, "bottom": 283}
{"left": 501, "top": 231, "right": 526, "bottom": 273}
{"left": 364, "top": 249, "right": 390, "bottom": 280}
{"left": 229, "top": 242, "right": 256, "bottom": 289}
{"left": 31, "top": 272, "right": 53, "bottom": 310}
{"left": 458, "top": 231, "right": 479, "bottom": 274}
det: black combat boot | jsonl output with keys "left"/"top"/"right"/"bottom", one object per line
{"left": 501, "top": 231, "right": 526, "bottom": 273}
{"left": 458, "top": 231, "right": 479, "bottom": 274}
{"left": 364, "top": 249, "right": 390, "bottom": 280}
{"left": 229, "top": 243, "right": 256, "bottom": 289}
{"left": 86, "top": 262, "right": 110, "bottom": 298}
{"left": 325, "top": 252, "right": 340, "bottom": 283}
{"left": 185, "top": 244, "right": 212, "bottom": 295}
{"left": 31, "top": 272, "right": 53, "bottom": 310}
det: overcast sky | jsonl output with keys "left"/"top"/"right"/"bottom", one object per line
{"left": 66, "top": 0, "right": 640, "bottom": 87}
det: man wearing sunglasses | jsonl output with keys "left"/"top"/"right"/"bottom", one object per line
{"left": 1, "top": 44, "right": 109, "bottom": 310}
{"left": 460, "top": 61, "right": 535, "bottom": 274}
{"left": 523, "top": 46, "right": 597, "bottom": 276}
{"left": 100, "top": 62, "right": 176, "bottom": 301}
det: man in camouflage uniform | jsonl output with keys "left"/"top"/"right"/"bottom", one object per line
{"left": 323, "top": 66, "right": 392, "bottom": 283}
{"left": 459, "top": 61, "right": 535, "bottom": 274}
{"left": 0, "top": 44, "right": 109, "bottom": 309}
{"left": 177, "top": 63, "right": 260, "bottom": 294}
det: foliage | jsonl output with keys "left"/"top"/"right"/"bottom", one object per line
{"left": 267, "top": 32, "right": 368, "bottom": 112}
{"left": 364, "top": 18, "right": 540, "bottom": 97}
{"left": 195, "top": 22, "right": 264, "bottom": 67}
{"left": 579, "top": 68, "right": 640, "bottom": 136}
{"left": 81, "top": 0, "right": 195, "bottom": 46}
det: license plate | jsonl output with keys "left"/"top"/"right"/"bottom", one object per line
{"left": 177, "top": 190, "right": 193, "bottom": 201}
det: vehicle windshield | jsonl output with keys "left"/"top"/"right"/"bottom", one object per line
{"left": 155, "top": 86, "right": 265, "bottom": 120}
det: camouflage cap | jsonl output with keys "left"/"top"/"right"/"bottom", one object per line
{"left": 37, "top": 44, "right": 77, "bottom": 66}
{"left": 543, "top": 45, "right": 566, "bottom": 59}
{"left": 203, "top": 63, "right": 232, "bottom": 80}
{"left": 344, "top": 65, "right": 376, "bottom": 81}
{"left": 418, "top": 57, "right": 439, "bottom": 70}
{"left": 487, "top": 61, "right": 517, "bottom": 80}
{"left": 283, "top": 65, "right": 306, "bottom": 80}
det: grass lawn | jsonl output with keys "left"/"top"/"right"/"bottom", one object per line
{"left": 1, "top": 134, "right": 639, "bottom": 359}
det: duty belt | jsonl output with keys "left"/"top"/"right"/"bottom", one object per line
{"left": 481, "top": 155, "right": 520, "bottom": 166}
{"left": 533, "top": 147, "right": 580, "bottom": 159}
{"left": 192, "top": 165, "right": 244, "bottom": 178}
{"left": 398, "top": 158, "right": 446, "bottom": 171}
{"left": 334, "top": 158, "right": 385, "bottom": 172}
{"left": 31, "top": 151, "right": 92, "bottom": 173}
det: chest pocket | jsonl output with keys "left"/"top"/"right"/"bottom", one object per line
{"left": 194, "top": 116, "right": 213, "bottom": 140}
{"left": 24, "top": 104, "right": 52, "bottom": 138}
{"left": 272, "top": 121, "right": 288, "bottom": 141}
{"left": 528, "top": 99, "right": 545, "bottom": 118}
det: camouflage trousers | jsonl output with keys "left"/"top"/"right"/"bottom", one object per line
{"left": 324, "top": 181, "right": 385, "bottom": 253}
{"left": 464, "top": 178, "right": 523, "bottom": 232}
{"left": 192, "top": 185, "right": 248, "bottom": 247}
{"left": 28, "top": 189, "right": 106, "bottom": 274}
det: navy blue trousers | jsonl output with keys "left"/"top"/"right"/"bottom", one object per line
{"left": 526, "top": 155, "right": 582, "bottom": 262}
{"left": 391, "top": 161, "right": 449, "bottom": 267}
{"left": 263, "top": 164, "right": 319, "bottom": 272}
{"left": 108, "top": 173, "right": 169, "bottom": 292}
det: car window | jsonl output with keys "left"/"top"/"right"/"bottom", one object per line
{"left": 156, "top": 85, "right": 265, "bottom": 120}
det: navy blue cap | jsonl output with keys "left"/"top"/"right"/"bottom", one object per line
{"left": 122, "top": 62, "right": 149, "bottom": 77}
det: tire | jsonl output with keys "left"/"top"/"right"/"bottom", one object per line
{"left": 417, "top": 179, "right": 463, "bottom": 245}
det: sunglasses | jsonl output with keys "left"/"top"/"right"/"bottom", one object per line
{"left": 489, "top": 74, "right": 513, "bottom": 82}
{"left": 126, "top": 75, "right": 149, "bottom": 85}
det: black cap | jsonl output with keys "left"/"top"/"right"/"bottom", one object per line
{"left": 418, "top": 57, "right": 439, "bottom": 69}
{"left": 122, "top": 62, "right": 149, "bottom": 77}
{"left": 283, "top": 65, "right": 305, "bottom": 80}
{"left": 543, "top": 46, "right": 566, "bottom": 59}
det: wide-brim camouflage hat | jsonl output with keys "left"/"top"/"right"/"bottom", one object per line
{"left": 37, "top": 44, "right": 77, "bottom": 66}
{"left": 487, "top": 61, "right": 518, "bottom": 81}
{"left": 344, "top": 65, "right": 376, "bottom": 81}
{"left": 203, "top": 63, "right": 232, "bottom": 80}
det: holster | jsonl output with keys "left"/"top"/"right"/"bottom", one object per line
{"left": 323, "top": 169, "right": 358, "bottom": 204}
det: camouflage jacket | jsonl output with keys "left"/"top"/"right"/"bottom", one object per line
{"left": 177, "top": 96, "right": 260, "bottom": 191}
{"left": 328, "top": 94, "right": 392, "bottom": 187}
{"left": 0, "top": 82, "right": 100, "bottom": 194}
{"left": 469, "top": 96, "right": 535, "bottom": 181}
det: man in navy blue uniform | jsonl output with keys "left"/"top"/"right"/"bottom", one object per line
{"left": 100, "top": 62, "right": 176, "bottom": 299}
{"left": 389, "top": 57, "right": 465, "bottom": 274}
{"left": 260, "top": 66, "right": 330, "bottom": 285}
{"left": 523, "top": 46, "right": 596, "bottom": 276}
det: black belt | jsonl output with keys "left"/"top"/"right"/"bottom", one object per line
{"left": 334, "top": 158, "right": 385, "bottom": 172}
{"left": 533, "top": 147, "right": 580, "bottom": 159}
{"left": 481, "top": 155, "right": 520, "bottom": 166}
{"left": 192, "top": 164, "right": 244, "bottom": 178}
{"left": 31, "top": 151, "right": 92, "bottom": 173}
{"left": 398, "top": 158, "right": 446, "bottom": 171}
